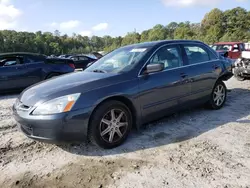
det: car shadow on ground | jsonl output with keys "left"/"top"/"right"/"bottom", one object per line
{"left": 58, "top": 87, "right": 250, "bottom": 156}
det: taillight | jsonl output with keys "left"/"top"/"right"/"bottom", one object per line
{"left": 68, "top": 63, "right": 75, "bottom": 69}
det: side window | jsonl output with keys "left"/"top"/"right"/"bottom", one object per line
{"left": 0, "top": 57, "right": 22, "bottom": 67}
{"left": 207, "top": 47, "right": 218, "bottom": 60}
{"left": 239, "top": 44, "right": 245, "bottom": 51}
{"left": 184, "top": 45, "right": 210, "bottom": 65}
{"left": 71, "top": 56, "right": 79, "bottom": 61}
{"left": 25, "top": 55, "right": 44, "bottom": 63}
{"left": 232, "top": 44, "right": 239, "bottom": 51}
{"left": 149, "top": 45, "right": 182, "bottom": 70}
{"left": 79, "top": 56, "right": 88, "bottom": 61}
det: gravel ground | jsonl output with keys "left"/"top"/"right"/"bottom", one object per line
{"left": 0, "top": 78, "right": 250, "bottom": 188}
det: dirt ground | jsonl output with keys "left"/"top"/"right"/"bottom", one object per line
{"left": 0, "top": 77, "right": 250, "bottom": 188}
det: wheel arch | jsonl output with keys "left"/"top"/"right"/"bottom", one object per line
{"left": 217, "top": 71, "right": 233, "bottom": 82}
{"left": 45, "top": 72, "right": 61, "bottom": 79}
{"left": 88, "top": 95, "right": 138, "bottom": 133}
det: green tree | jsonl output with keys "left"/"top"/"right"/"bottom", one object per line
{"left": 0, "top": 7, "right": 249, "bottom": 54}
{"left": 201, "top": 8, "right": 224, "bottom": 43}
{"left": 147, "top": 24, "right": 168, "bottom": 41}
{"left": 121, "top": 32, "right": 140, "bottom": 46}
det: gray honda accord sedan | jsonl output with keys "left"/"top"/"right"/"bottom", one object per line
{"left": 13, "top": 40, "right": 233, "bottom": 149}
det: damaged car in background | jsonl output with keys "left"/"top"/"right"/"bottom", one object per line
{"left": 233, "top": 51, "right": 250, "bottom": 81}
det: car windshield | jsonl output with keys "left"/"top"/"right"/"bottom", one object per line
{"left": 85, "top": 46, "right": 149, "bottom": 73}
{"left": 212, "top": 44, "right": 232, "bottom": 51}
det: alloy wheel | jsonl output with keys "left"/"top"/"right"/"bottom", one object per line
{"left": 99, "top": 109, "right": 128, "bottom": 143}
{"left": 213, "top": 84, "right": 226, "bottom": 106}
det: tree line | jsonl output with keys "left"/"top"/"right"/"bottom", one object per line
{"left": 0, "top": 7, "right": 249, "bottom": 55}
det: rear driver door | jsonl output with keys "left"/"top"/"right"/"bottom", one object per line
{"left": 182, "top": 43, "right": 221, "bottom": 102}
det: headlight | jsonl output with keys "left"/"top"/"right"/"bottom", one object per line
{"left": 32, "top": 93, "right": 80, "bottom": 115}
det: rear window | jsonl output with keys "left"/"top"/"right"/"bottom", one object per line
{"left": 46, "top": 59, "right": 74, "bottom": 64}
{"left": 26, "top": 55, "right": 46, "bottom": 63}
{"left": 46, "top": 59, "right": 67, "bottom": 64}
{"left": 212, "top": 44, "right": 232, "bottom": 51}
{"left": 184, "top": 45, "right": 210, "bottom": 64}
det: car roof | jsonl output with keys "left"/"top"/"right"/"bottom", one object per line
{"left": 122, "top": 40, "right": 205, "bottom": 49}
{"left": 214, "top": 42, "right": 243, "bottom": 45}
{"left": 0, "top": 52, "right": 45, "bottom": 57}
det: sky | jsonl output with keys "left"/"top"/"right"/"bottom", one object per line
{"left": 0, "top": 0, "right": 249, "bottom": 37}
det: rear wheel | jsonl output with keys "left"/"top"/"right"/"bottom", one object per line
{"left": 207, "top": 80, "right": 227, "bottom": 110}
{"left": 88, "top": 100, "right": 132, "bottom": 149}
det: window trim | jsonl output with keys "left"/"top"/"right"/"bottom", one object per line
{"left": 148, "top": 44, "right": 183, "bottom": 70}
{"left": 138, "top": 43, "right": 183, "bottom": 76}
{"left": 182, "top": 43, "right": 216, "bottom": 66}
{"left": 78, "top": 56, "right": 89, "bottom": 61}
{"left": 0, "top": 56, "right": 24, "bottom": 66}
{"left": 138, "top": 42, "right": 219, "bottom": 77}
{"left": 24, "top": 55, "right": 45, "bottom": 64}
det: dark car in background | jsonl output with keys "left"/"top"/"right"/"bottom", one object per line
{"left": 0, "top": 52, "right": 75, "bottom": 92}
{"left": 13, "top": 40, "right": 233, "bottom": 149}
{"left": 68, "top": 55, "right": 97, "bottom": 70}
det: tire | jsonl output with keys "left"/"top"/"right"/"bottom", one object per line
{"left": 207, "top": 80, "right": 227, "bottom": 110}
{"left": 88, "top": 100, "right": 132, "bottom": 149}
{"left": 46, "top": 73, "right": 60, "bottom": 79}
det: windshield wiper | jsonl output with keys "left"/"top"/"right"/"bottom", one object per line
{"left": 92, "top": 69, "right": 107, "bottom": 73}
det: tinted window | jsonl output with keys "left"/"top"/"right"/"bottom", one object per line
{"left": 239, "top": 43, "right": 245, "bottom": 51}
{"left": 79, "top": 56, "right": 88, "bottom": 60}
{"left": 46, "top": 59, "right": 67, "bottom": 64}
{"left": 26, "top": 55, "right": 45, "bottom": 63}
{"left": 212, "top": 44, "right": 232, "bottom": 51}
{"left": 149, "top": 45, "right": 182, "bottom": 70}
{"left": 184, "top": 45, "right": 210, "bottom": 65}
{"left": 0, "top": 57, "right": 23, "bottom": 66}
{"left": 70, "top": 56, "right": 78, "bottom": 61}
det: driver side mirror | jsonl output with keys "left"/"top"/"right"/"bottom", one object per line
{"left": 144, "top": 63, "right": 164, "bottom": 74}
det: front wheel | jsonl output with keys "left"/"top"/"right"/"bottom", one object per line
{"left": 88, "top": 100, "right": 132, "bottom": 149}
{"left": 207, "top": 80, "right": 227, "bottom": 110}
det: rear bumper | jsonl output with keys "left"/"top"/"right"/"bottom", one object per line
{"left": 13, "top": 107, "right": 92, "bottom": 143}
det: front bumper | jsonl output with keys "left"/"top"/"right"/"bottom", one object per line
{"left": 13, "top": 106, "right": 92, "bottom": 143}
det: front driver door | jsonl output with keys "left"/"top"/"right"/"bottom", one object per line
{"left": 138, "top": 44, "right": 191, "bottom": 123}
{"left": 0, "top": 56, "right": 28, "bottom": 91}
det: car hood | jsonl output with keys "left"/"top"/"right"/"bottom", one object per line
{"left": 19, "top": 71, "right": 117, "bottom": 106}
